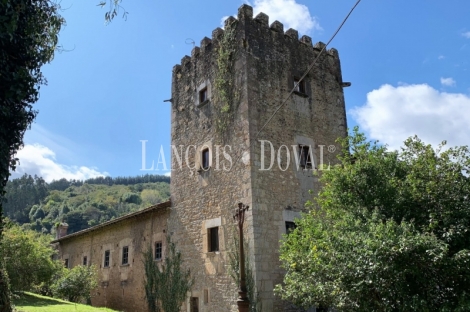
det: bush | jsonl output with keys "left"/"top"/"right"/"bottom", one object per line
{"left": 0, "top": 222, "right": 62, "bottom": 292}
{"left": 52, "top": 265, "right": 98, "bottom": 303}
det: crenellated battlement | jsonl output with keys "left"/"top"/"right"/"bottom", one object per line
{"left": 173, "top": 3, "right": 340, "bottom": 71}
{"left": 170, "top": 4, "right": 348, "bottom": 312}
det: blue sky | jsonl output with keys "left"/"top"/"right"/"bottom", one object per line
{"left": 11, "top": 0, "right": 470, "bottom": 181}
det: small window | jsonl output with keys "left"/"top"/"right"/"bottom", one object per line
{"left": 293, "top": 77, "right": 306, "bottom": 94}
{"left": 201, "top": 148, "right": 210, "bottom": 170}
{"left": 64, "top": 258, "right": 69, "bottom": 268}
{"left": 285, "top": 221, "right": 297, "bottom": 234}
{"left": 203, "top": 289, "right": 209, "bottom": 304}
{"left": 299, "top": 145, "right": 313, "bottom": 169}
{"left": 199, "top": 87, "right": 208, "bottom": 103}
{"left": 122, "top": 246, "right": 129, "bottom": 265}
{"left": 83, "top": 256, "right": 87, "bottom": 266}
{"left": 190, "top": 297, "right": 199, "bottom": 312}
{"left": 155, "top": 241, "right": 163, "bottom": 260}
{"left": 104, "top": 250, "right": 110, "bottom": 267}
{"left": 208, "top": 227, "right": 219, "bottom": 252}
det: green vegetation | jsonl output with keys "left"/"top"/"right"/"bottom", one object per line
{"left": 14, "top": 292, "right": 116, "bottom": 312}
{"left": 3, "top": 174, "right": 170, "bottom": 235}
{"left": 144, "top": 238, "right": 193, "bottom": 312}
{"left": 52, "top": 265, "right": 98, "bottom": 303}
{"left": 214, "top": 22, "right": 239, "bottom": 135}
{"left": 276, "top": 128, "right": 470, "bottom": 311}
{"left": 0, "top": 1, "right": 65, "bottom": 309}
{"left": 1, "top": 223, "right": 61, "bottom": 294}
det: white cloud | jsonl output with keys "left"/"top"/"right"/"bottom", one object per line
{"left": 11, "top": 144, "right": 108, "bottom": 182}
{"left": 440, "top": 77, "right": 456, "bottom": 87}
{"left": 351, "top": 84, "right": 470, "bottom": 150}
{"left": 438, "top": 55, "right": 445, "bottom": 60}
{"left": 164, "top": 171, "right": 171, "bottom": 177}
{"left": 252, "top": 0, "right": 321, "bottom": 35}
{"left": 462, "top": 31, "right": 470, "bottom": 39}
{"left": 222, "top": 0, "right": 321, "bottom": 35}
{"left": 221, "top": 15, "right": 231, "bottom": 27}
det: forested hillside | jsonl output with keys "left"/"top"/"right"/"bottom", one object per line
{"left": 3, "top": 174, "right": 170, "bottom": 235}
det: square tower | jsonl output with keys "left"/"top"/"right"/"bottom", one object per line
{"left": 169, "top": 4, "right": 347, "bottom": 311}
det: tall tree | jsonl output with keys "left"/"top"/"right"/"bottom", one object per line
{"left": 276, "top": 128, "right": 470, "bottom": 311}
{"left": 0, "top": 1, "right": 64, "bottom": 310}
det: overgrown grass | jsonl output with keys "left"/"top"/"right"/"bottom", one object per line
{"left": 14, "top": 292, "right": 118, "bottom": 312}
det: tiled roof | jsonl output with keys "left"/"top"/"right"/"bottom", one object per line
{"left": 51, "top": 200, "right": 171, "bottom": 243}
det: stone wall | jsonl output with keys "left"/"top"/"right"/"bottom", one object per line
{"left": 170, "top": 4, "right": 347, "bottom": 311}
{"left": 54, "top": 202, "right": 170, "bottom": 312}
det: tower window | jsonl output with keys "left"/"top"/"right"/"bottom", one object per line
{"left": 299, "top": 145, "right": 313, "bottom": 169}
{"left": 104, "top": 250, "right": 110, "bottom": 267}
{"left": 122, "top": 246, "right": 129, "bottom": 265}
{"left": 190, "top": 297, "right": 199, "bottom": 312}
{"left": 64, "top": 258, "right": 69, "bottom": 268}
{"left": 293, "top": 77, "right": 306, "bottom": 94}
{"left": 208, "top": 227, "right": 219, "bottom": 252}
{"left": 199, "top": 87, "right": 208, "bottom": 103}
{"left": 285, "top": 221, "right": 297, "bottom": 234}
{"left": 201, "top": 148, "right": 210, "bottom": 170}
{"left": 155, "top": 241, "right": 163, "bottom": 261}
{"left": 83, "top": 256, "right": 87, "bottom": 266}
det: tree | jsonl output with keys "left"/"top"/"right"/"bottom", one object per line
{"left": 0, "top": 1, "right": 64, "bottom": 308}
{"left": 276, "top": 128, "right": 470, "bottom": 311}
{"left": 52, "top": 265, "right": 98, "bottom": 303}
{"left": 144, "top": 238, "right": 193, "bottom": 312}
{"left": 0, "top": 222, "right": 62, "bottom": 292}
{"left": 97, "top": 0, "right": 128, "bottom": 23}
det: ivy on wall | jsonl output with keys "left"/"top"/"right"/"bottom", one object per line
{"left": 213, "top": 22, "right": 240, "bottom": 136}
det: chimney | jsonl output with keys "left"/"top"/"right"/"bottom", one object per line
{"left": 56, "top": 222, "right": 69, "bottom": 239}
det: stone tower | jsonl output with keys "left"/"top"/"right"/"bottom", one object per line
{"left": 169, "top": 4, "right": 347, "bottom": 311}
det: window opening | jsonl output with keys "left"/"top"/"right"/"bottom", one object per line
{"left": 201, "top": 148, "right": 210, "bottom": 170}
{"left": 199, "top": 87, "right": 208, "bottom": 103}
{"left": 122, "top": 246, "right": 129, "bottom": 265}
{"left": 285, "top": 221, "right": 297, "bottom": 234}
{"left": 293, "top": 78, "right": 306, "bottom": 94}
{"left": 299, "top": 145, "right": 313, "bottom": 169}
{"left": 155, "top": 241, "right": 162, "bottom": 260}
{"left": 104, "top": 250, "right": 110, "bottom": 267}
{"left": 208, "top": 227, "right": 219, "bottom": 252}
{"left": 190, "top": 297, "right": 199, "bottom": 312}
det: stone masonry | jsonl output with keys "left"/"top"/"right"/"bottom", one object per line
{"left": 52, "top": 202, "right": 170, "bottom": 312}
{"left": 170, "top": 4, "right": 347, "bottom": 311}
{"left": 53, "top": 3, "right": 348, "bottom": 312}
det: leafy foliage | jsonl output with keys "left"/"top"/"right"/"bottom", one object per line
{"left": 0, "top": 1, "right": 64, "bottom": 308}
{"left": 97, "top": 0, "right": 128, "bottom": 23}
{"left": 1, "top": 222, "right": 62, "bottom": 293}
{"left": 144, "top": 238, "right": 193, "bottom": 312}
{"left": 3, "top": 175, "right": 170, "bottom": 235}
{"left": 52, "top": 265, "right": 98, "bottom": 303}
{"left": 276, "top": 128, "right": 470, "bottom": 311}
{"left": 214, "top": 22, "right": 239, "bottom": 135}
{"left": 3, "top": 175, "right": 48, "bottom": 224}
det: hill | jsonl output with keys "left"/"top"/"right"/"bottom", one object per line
{"left": 3, "top": 174, "right": 170, "bottom": 235}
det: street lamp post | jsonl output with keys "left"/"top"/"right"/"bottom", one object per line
{"left": 234, "top": 202, "right": 250, "bottom": 312}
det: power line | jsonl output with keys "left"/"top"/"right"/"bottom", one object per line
{"left": 255, "top": 0, "right": 362, "bottom": 139}
{"left": 234, "top": 0, "right": 362, "bottom": 165}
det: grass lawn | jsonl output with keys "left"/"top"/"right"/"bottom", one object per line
{"left": 14, "top": 292, "right": 118, "bottom": 312}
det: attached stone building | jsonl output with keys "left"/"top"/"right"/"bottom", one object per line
{"left": 52, "top": 201, "right": 170, "bottom": 312}
{"left": 53, "top": 4, "right": 348, "bottom": 312}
